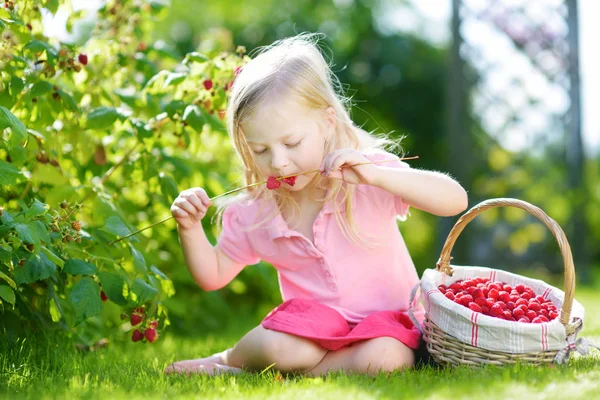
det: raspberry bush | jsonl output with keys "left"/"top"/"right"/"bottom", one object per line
{"left": 0, "top": 0, "right": 247, "bottom": 344}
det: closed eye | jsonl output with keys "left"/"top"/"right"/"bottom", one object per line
{"left": 286, "top": 140, "right": 302, "bottom": 148}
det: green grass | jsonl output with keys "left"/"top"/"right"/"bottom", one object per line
{"left": 2, "top": 288, "right": 600, "bottom": 400}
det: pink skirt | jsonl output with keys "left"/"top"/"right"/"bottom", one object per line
{"left": 261, "top": 298, "right": 422, "bottom": 351}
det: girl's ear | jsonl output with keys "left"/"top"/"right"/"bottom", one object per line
{"left": 325, "top": 107, "right": 337, "bottom": 130}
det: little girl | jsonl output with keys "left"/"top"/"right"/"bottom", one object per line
{"left": 165, "top": 33, "right": 468, "bottom": 376}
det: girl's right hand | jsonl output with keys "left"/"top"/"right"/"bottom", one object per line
{"left": 170, "top": 188, "right": 212, "bottom": 231}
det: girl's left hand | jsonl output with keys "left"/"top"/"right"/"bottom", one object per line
{"left": 320, "top": 149, "right": 378, "bottom": 185}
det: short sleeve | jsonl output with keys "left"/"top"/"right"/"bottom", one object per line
{"left": 364, "top": 150, "right": 411, "bottom": 219}
{"left": 216, "top": 204, "right": 261, "bottom": 266}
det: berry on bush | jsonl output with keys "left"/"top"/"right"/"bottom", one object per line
{"left": 144, "top": 327, "right": 158, "bottom": 343}
{"left": 132, "top": 329, "right": 144, "bottom": 342}
{"left": 438, "top": 277, "right": 559, "bottom": 324}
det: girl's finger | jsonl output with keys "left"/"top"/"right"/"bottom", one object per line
{"left": 170, "top": 205, "right": 188, "bottom": 218}
{"left": 174, "top": 198, "right": 197, "bottom": 215}
{"left": 184, "top": 192, "right": 205, "bottom": 211}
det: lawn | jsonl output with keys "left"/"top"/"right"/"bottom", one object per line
{"left": 2, "top": 288, "right": 600, "bottom": 400}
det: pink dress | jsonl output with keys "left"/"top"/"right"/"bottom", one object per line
{"left": 216, "top": 151, "right": 424, "bottom": 350}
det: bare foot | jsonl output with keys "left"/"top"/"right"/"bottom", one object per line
{"left": 164, "top": 350, "right": 242, "bottom": 376}
{"left": 164, "top": 362, "right": 243, "bottom": 376}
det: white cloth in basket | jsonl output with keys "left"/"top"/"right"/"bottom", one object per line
{"left": 417, "top": 266, "right": 585, "bottom": 353}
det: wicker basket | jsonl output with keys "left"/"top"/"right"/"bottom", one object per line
{"left": 422, "top": 198, "right": 581, "bottom": 366}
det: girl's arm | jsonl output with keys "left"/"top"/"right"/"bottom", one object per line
{"left": 321, "top": 149, "right": 468, "bottom": 217}
{"left": 178, "top": 225, "right": 246, "bottom": 291}
{"left": 371, "top": 166, "right": 468, "bottom": 217}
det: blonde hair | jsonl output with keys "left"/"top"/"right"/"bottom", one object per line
{"left": 216, "top": 32, "right": 402, "bottom": 247}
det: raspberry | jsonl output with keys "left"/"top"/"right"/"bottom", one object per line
{"left": 78, "top": 53, "right": 88, "bottom": 65}
{"left": 281, "top": 176, "right": 296, "bottom": 186}
{"left": 549, "top": 311, "right": 559, "bottom": 320}
{"left": 468, "top": 302, "right": 482, "bottom": 313}
{"left": 438, "top": 285, "right": 448, "bottom": 292}
{"left": 203, "top": 79, "right": 213, "bottom": 90}
{"left": 498, "top": 291, "right": 511, "bottom": 303}
{"left": 266, "top": 176, "right": 281, "bottom": 190}
{"left": 130, "top": 313, "right": 143, "bottom": 326}
{"left": 518, "top": 317, "right": 530, "bottom": 323}
{"left": 488, "top": 288, "right": 499, "bottom": 300}
{"left": 506, "top": 301, "right": 515, "bottom": 311}
{"left": 535, "top": 295, "right": 546, "bottom": 303}
{"left": 475, "top": 297, "right": 487, "bottom": 307}
{"left": 481, "top": 306, "right": 490, "bottom": 315}
{"left": 521, "top": 291, "right": 532, "bottom": 300}
{"left": 144, "top": 327, "right": 158, "bottom": 343}
{"left": 149, "top": 320, "right": 158, "bottom": 328}
{"left": 471, "top": 288, "right": 484, "bottom": 299}
{"left": 531, "top": 316, "right": 545, "bottom": 323}
{"left": 490, "top": 304, "right": 503, "bottom": 317}
{"left": 528, "top": 302, "right": 541, "bottom": 312}
{"left": 515, "top": 298, "right": 528, "bottom": 307}
{"left": 444, "top": 292, "right": 455, "bottom": 301}
{"left": 71, "top": 221, "right": 82, "bottom": 231}
{"left": 503, "top": 310, "right": 513, "bottom": 320}
{"left": 100, "top": 290, "right": 108, "bottom": 302}
{"left": 460, "top": 294, "right": 473, "bottom": 306}
{"left": 449, "top": 282, "right": 463, "bottom": 292}
{"left": 512, "top": 308, "right": 525, "bottom": 319}
{"left": 526, "top": 310, "right": 537, "bottom": 320}
{"left": 515, "top": 284, "right": 526, "bottom": 294}
{"left": 132, "top": 329, "right": 144, "bottom": 342}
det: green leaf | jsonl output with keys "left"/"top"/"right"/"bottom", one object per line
{"left": 0, "top": 160, "right": 25, "bottom": 186}
{"left": 69, "top": 277, "right": 103, "bottom": 325}
{"left": 23, "top": 39, "right": 58, "bottom": 61}
{"left": 130, "top": 118, "right": 153, "bottom": 139}
{"left": 0, "top": 244, "right": 11, "bottom": 263}
{"left": 41, "top": 246, "right": 64, "bottom": 268}
{"left": 100, "top": 216, "right": 132, "bottom": 238}
{"left": 28, "top": 220, "right": 49, "bottom": 247}
{"left": 163, "top": 72, "right": 188, "bottom": 88}
{"left": 14, "top": 252, "right": 56, "bottom": 285}
{"left": 131, "top": 278, "right": 158, "bottom": 304}
{"left": 86, "top": 107, "right": 119, "bottom": 130}
{"left": 64, "top": 259, "right": 97, "bottom": 275}
{"left": 0, "top": 106, "right": 27, "bottom": 143}
{"left": 9, "top": 77, "right": 24, "bottom": 98}
{"left": 57, "top": 89, "right": 79, "bottom": 112}
{"left": 150, "top": 265, "right": 168, "bottom": 280}
{"left": 164, "top": 100, "right": 185, "bottom": 118}
{"left": 158, "top": 172, "right": 179, "bottom": 203}
{"left": 14, "top": 223, "right": 35, "bottom": 245}
{"left": 130, "top": 245, "right": 147, "bottom": 273}
{"left": 29, "top": 81, "right": 54, "bottom": 97}
{"left": 25, "top": 199, "right": 49, "bottom": 219}
{"left": 1, "top": 211, "right": 15, "bottom": 227}
{"left": 0, "top": 270, "right": 16, "bottom": 290}
{"left": 182, "top": 105, "right": 206, "bottom": 132}
{"left": 8, "top": 145, "right": 27, "bottom": 167}
{"left": 0, "top": 285, "right": 15, "bottom": 305}
{"left": 97, "top": 271, "right": 127, "bottom": 305}
{"left": 183, "top": 52, "right": 209, "bottom": 65}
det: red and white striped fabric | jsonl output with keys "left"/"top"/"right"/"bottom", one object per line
{"left": 418, "top": 266, "right": 585, "bottom": 353}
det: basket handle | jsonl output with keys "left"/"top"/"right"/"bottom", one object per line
{"left": 436, "top": 198, "right": 576, "bottom": 328}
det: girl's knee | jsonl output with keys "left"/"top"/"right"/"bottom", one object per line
{"left": 353, "top": 337, "right": 415, "bottom": 374}
{"left": 259, "top": 327, "right": 327, "bottom": 372}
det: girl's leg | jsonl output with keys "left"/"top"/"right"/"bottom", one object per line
{"left": 165, "top": 325, "right": 329, "bottom": 375}
{"left": 304, "top": 337, "right": 415, "bottom": 376}
{"left": 228, "top": 325, "right": 329, "bottom": 373}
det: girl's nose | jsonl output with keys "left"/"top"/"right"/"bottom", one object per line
{"left": 271, "top": 149, "right": 289, "bottom": 170}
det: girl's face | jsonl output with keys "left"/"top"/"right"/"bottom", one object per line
{"left": 241, "top": 96, "right": 334, "bottom": 193}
